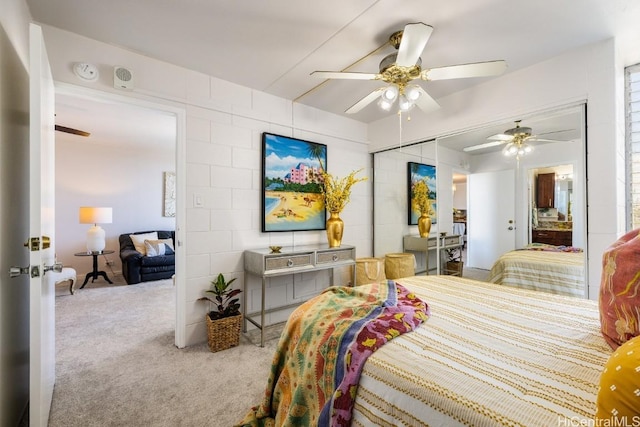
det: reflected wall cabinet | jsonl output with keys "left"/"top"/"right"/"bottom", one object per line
{"left": 537, "top": 173, "right": 555, "bottom": 208}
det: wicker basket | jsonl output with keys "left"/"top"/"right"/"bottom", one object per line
{"left": 384, "top": 253, "right": 416, "bottom": 279}
{"left": 355, "top": 257, "right": 386, "bottom": 285}
{"left": 205, "top": 313, "right": 242, "bottom": 353}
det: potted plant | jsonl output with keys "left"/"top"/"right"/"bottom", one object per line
{"left": 198, "top": 273, "right": 243, "bottom": 353}
{"left": 444, "top": 246, "right": 464, "bottom": 276}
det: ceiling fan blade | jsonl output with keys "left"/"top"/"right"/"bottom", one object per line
{"left": 535, "top": 128, "right": 575, "bottom": 137}
{"left": 55, "top": 124, "right": 90, "bottom": 137}
{"left": 422, "top": 60, "right": 507, "bottom": 81}
{"left": 413, "top": 86, "right": 440, "bottom": 114}
{"left": 345, "top": 88, "right": 385, "bottom": 114}
{"left": 395, "top": 23, "right": 433, "bottom": 67}
{"left": 487, "top": 133, "right": 513, "bottom": 141}
{"left": 311, "top": 71, "right": 379, "bottom": 80}
{"left": 463, "top": 139, "right": 508, "bottom": 152}
{"left": 528, "top": 138, "right": 567, "bottom": 143}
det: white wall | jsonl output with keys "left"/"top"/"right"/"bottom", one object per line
{"left": 453, "top": 183, "right": 467, "bottom": 210}
{"left": 55, "top": 138, "right": 176, "bottom": 276}
{"left": 40, "top": 25, "right": 371, "bottom": 346}
{"left": 369, "top": 39, "right": 622, "bottom": 299}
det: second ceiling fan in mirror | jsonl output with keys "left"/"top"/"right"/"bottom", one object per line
{"left": 463, "top": 120, "right": 575, "bottom": 157}
{"left": 311, "top": 22, "right": 508, "bottom": 115}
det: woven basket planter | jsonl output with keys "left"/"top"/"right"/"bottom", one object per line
{"left": 206, "top": 313, "right": 242, "bottom": 353}
{"left": 445, "top": 261, "right": 464, "bottom": 276}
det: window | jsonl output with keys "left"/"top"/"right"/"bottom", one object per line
{"left": 626, "top": 64, "right": 640, "bottom": 230}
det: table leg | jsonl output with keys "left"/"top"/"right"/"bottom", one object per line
{"left": 80, "top": 254, "right": 114, "bottom": 288}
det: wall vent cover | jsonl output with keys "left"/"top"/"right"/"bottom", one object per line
{"left": 113, "top": 66, "right": 134, "bottom": 89}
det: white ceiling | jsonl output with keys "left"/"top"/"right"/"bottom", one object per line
{"left": 55, "top": 92, "right": 177, "bottom": 150}
{"left": 27, "top": 0, "right": 640, "bottom": 147}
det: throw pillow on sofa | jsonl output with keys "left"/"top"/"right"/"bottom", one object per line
{"left": 144, "top": 239, "right": 175, "bottom": 257}
{"left": 129, "top": 232, "right": 158, "bottom": 255}
{"left": 599, "top": 229, "right": 640, "bottom": 350}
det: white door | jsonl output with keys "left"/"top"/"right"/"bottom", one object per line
{"left": 467, "top": 169, "right": 515, "bottom": 270}
{"left": 29, "top": 23, "right": 56, "bottom": 427}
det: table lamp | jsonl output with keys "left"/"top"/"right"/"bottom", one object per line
{"left": 79, "top": 207, "right": 112, "bottom": 252}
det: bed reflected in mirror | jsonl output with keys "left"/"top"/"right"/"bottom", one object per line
{"left": 372, "top": 104, "right": 588, "bottom": 298}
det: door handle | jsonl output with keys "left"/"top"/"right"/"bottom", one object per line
{"left": 508, "top": 226, "right": 514, "bottom": 230}
{"left": 44, "top": 262, "right": 63, "bottom": 275}
{"left": 9, "top": 266, "right": 29, "bottom": 278}
{"left": 9, "top": 265, "right": 42, "bottom": 278}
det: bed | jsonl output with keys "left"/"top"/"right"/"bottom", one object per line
{"left": 239, "top": 275, "right": 610, "bottom": 427}
{"left": 487, "top": 244, "right": 585, "bottom": 297}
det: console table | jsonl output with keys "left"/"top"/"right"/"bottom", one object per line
{"left": 403, "top": 235, "right": 463, "bottom": 275}
{"left": 244, "top": 244, "right": 356, "bottom": 346}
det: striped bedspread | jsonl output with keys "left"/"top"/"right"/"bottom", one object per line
{"left": 488, "top": 249, "right": 585, "bottom": 297}
{"left": 351, "top": 275, "right": 611, "bottom": 427}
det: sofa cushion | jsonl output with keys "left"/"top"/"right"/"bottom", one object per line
{"left": 140, "top": 254, "right": 175, "bottom": 267}
{"left": 144, "top": 239, "right": 175, "bottom": 257}
{"left": 129, "top": 232, "right": 158, "bottom": 255}
{"left": 599, "top": 229, "right": 640, "bottom": 350}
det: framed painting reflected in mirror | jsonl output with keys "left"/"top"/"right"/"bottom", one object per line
{"left": 407, "top": 162, "right": 437, "bottom": 225}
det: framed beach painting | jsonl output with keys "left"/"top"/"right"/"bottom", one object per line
{"left": 261, "top": 132, "right": 327, "bottom": 232}
{"left": 408, "top": 161, "right": 437, "bottom": 225}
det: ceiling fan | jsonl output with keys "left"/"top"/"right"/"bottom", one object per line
{"left": 311, "top": 22, "right": 507, "bottom": 115}
{"left": 55, "top": 124, "right": 90, "bottom": 137}
{"left": 463, "top": 120, "right": 574, "bottom": 156}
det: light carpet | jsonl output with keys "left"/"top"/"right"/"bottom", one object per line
{"left": 50, "top": 269, "right": 489, "bottom": 426}
{"left": 51, "top": 275, "right": 277, "bottom": 427}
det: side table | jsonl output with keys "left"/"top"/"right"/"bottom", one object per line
{"left": 74, "top": 250, "right": 115, "bottom": 288}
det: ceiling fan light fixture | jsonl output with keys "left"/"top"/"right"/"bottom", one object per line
{"left": 378, "top": 97, "right": 394, "bottom": 111}
{"left": 398, "top": 94, "right": 414, "bottom": 112}
{"left": 503, "top": 143, "right": 518, "bottom": 156}
{"left": 405, "top": 85, "right": 421, "bottom": 102}
{"left": 381, "top": 85, "right": 399, "bottom": 102}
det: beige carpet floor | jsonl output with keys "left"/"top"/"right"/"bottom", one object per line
{"left": 51, "top": 268, "right": 489, "bottom": 426}
{"left": 52, "top": 275, "right": 277, "bottom": 427}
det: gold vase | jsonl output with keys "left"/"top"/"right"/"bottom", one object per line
{"left": 418, "top": 213, "right": 432, "bottom": 237}
{"left": 326, "top": 211, "right": 344, "bottom": 247}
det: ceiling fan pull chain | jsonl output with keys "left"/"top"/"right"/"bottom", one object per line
{"left": 398, "top": 111, "right": 403, "bottom": 151}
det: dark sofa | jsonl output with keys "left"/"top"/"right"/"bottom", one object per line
{"left": 119, "top": 230, "right": 175, "bottom": 285}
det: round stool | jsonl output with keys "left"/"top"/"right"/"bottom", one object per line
{"left": 384, "top": 253, "right": 416, "bottom": 279}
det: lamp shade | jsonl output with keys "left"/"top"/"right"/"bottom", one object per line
{"left": 79, "top": 207, "right": 112, "bottom": 224}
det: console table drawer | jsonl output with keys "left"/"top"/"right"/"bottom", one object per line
{"left": 264, "top": 253, "right": 313, "bottom": 271}
{"left": 443, "top": 236, "right": 460, "bottom": 246}
{"left": 316, "top": 248, "right": 354, "bottom": 264}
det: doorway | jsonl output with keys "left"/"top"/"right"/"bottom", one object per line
{"left": 53, "top": 83, "right": 186, "bottom": 346}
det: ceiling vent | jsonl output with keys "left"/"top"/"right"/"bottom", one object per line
{"left": 113, "top": 66, "right": 134, "bottom": 89}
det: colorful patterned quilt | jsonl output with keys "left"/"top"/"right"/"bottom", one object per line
{"left": 237, "top": 280, "right": 429, "bottom": 427}
{"left": 520, "top": 242, "right": 583, "bottom": 252}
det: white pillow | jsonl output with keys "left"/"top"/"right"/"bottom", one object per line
{"left": 129, "top": 232, "right": 158, "bottom": 255}
{"left": 144, "top": 239, "right": 175, "bottom": 257}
